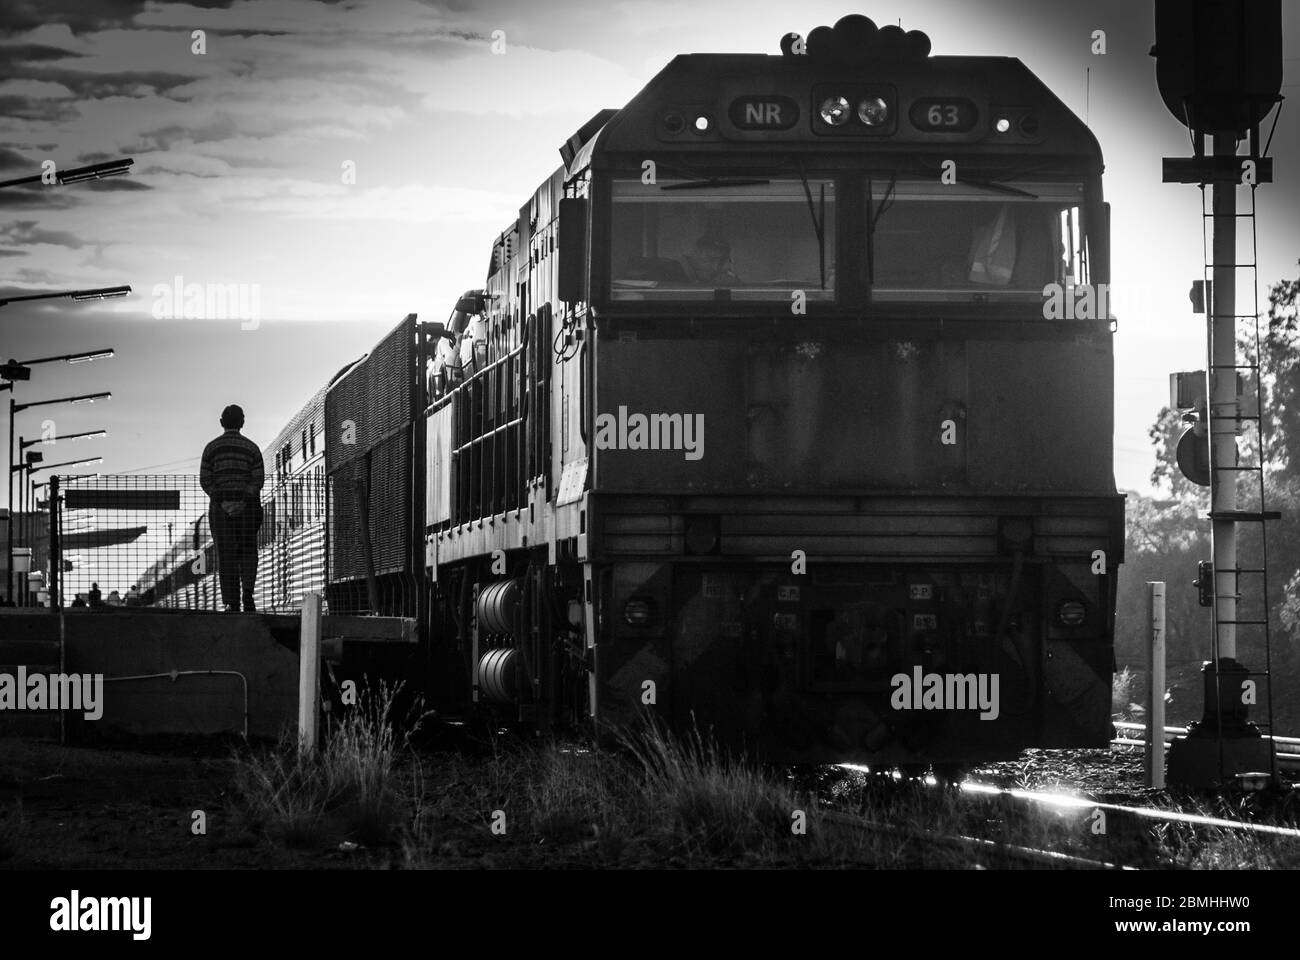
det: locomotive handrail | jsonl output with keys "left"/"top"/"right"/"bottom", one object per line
{"left": 426, "top": 343, "right": 524, "bottom": 414}
{"left": 450, "top": 416, "right": 524, "bottom": 458}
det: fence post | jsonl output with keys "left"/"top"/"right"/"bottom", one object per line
{"left": 48, "top": 475, "right": 60, "bottom": 611}
{"left": 1146, "top": 581, "right": 1166, "bottom": 789}
{"left": 298, "top": 591, "right": 322, "bottom": 751}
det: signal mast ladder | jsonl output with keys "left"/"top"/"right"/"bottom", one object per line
{"left": 1200, "top": 173, "right": 1280, "bottom": 784}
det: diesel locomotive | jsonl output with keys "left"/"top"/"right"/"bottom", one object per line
{"left": 406, "top": 15, "right": 1125, "bottom": 764}
{"left": 150, "top": 16, "right": 1128, "bottom": 765}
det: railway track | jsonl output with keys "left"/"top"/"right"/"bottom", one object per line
{"left": 957, "top": 780, "right": 1300, "bottom": 840}
{"left": 819, "top": 808, "right": 1138, "bottom": 869}
{"left": 1112, "top": 721, "right": 1300, "bottom": 769}
{"left": 831, "top": 759, "right": 1300, "bottom": 869}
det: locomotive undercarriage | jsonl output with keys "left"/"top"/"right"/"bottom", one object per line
{"left": 427, "top": 495, "right": 1119, "bottom": 765}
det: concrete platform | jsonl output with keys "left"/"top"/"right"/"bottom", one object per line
{"left": 0, "top": 609, "right": 302, "bottom": 740}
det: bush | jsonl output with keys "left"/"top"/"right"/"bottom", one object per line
{"left": 618, "top": 716, "right": 797, "bottom": 858}
{"left": 231, "top": 680, "right": 418, "bottom": 848}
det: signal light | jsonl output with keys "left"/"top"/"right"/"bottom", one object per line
{"left": 1195, "top": 560, "right": 1214, "bottom": 607}
{"left": 624, "top": 596, "right": 656, "bottom": 626}
{"left": 857, "top": 96, "right": 889, "bottom": 126}
{"left": 1, "top": 360, "right": 31, "bottom": 381}
{"left": 995, "top": 117, "right": 1011, "bottom": 133}
{"left": 684, "top": 515, "right": 720, "bottom": 555}
{"left": 819, "top": 96, "right": 851, "bottom": 126}
{"left": 1176, "top": 426, "right": 1211, "bottom": 487}
{"left": 693, "top": 114, "right": 712, "bottom": 133}
{"left": 1057, "top": 600, "right": 1087, "bottom": 626}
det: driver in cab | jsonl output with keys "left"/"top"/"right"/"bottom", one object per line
{"left": 680, "top": 234, "right": 739, "bottom": 285}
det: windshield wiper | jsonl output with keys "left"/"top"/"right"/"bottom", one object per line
{"left": 795, "top": 161, "right": 827, "bottom": 289}
{"left": 865, "top": 173, "right": 898, "bottom": 287}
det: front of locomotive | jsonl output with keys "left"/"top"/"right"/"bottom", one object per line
{"left": 574, "top": 18, "right": 1124, "bottom": 765}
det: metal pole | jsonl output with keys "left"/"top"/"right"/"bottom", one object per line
{"left": 6, "top": 397, "right": 13, "bottom": 604}
{"left": 298, "top": 591, "right": 322, "bottom": 752}
{"left": 48, "top": 474, "right": 59, "bottom": 610}
{"left": 19, "top": 452, "right": 25, "bottom": 575}
{"left": 1209, "top": 133, "right": 1238, "bottom": 666}
{"left": 17, "top": 450, "right": 24, "bottom": 604}
{"left": 1147, "top": 581, "right": 1166, "bottom": 789}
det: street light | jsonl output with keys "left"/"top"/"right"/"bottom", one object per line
{"left": 0, "top": 158, "right": 134, "bottom": 190}
{"left": 0, "top": 286, "right": 131, "bottom": 309}
{"left": 30, "top": 457, "right": 103, "bottom": 473}
{"left": 32, "top": 474, "right": 98, "bottom": 495}
{"left": 20, "top": 430, "right": 107, "bottom": 448}
{"left": 7, "top": 391, "right": 111, "bottom": 602}
{"left": 1, "top": 350, "right": 115, "bottom": 392}
{"left": 32, "top": 477, "right": 95, "bottom": 512}
{"left": 17, "top": 430, "right": 106, "bottom": 551}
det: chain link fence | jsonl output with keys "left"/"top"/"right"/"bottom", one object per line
{"left": 39, "top": 473, "right": 327, "bottom": 613}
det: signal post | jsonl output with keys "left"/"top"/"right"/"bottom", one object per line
{"left": 1153, "top": 0, "right": 1283, "bottom": 788}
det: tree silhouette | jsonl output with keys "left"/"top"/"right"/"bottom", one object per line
{"left": 1116, "top": 262, "right": 1300, "bottom": 726}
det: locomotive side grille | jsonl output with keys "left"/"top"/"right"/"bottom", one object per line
{"left": 326, "top": 314, "right": 417, "bottom": 588}
{"left": 369, "top": 431, "right": 411, "bottom": 575}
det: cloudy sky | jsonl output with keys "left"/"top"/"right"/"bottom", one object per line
{"left": 1, "top": 0, "right": 1297, "bottom": 502}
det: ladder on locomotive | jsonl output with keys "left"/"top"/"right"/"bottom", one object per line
{"left": 1199, "top": 176, "right": 1280, "bottom": 783}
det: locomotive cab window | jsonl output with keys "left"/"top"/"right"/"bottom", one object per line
{"left": 609, "top": 178, "right": 836, "bottom": 302}
{"left": 867, "top": 180, "right": 1088, "bottom": 304}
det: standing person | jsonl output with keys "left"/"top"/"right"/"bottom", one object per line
{"left": 88, "top": 582, "right": 103, "bottom": 607}
{"left": 200, "top": 404, "right": 265, "bottom": 612}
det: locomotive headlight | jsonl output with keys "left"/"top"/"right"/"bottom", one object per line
{"left": 819, "top": 96, "right": 851, "bottom": 126}
{"left": 995, "top": 117, "right": 1011, "bottom": 133}
{"left": 684, "top": 515, "right": 720, "bottom": 555}
{"left": 624, "top": 596, "right": 656, "bottom": 626}
{"left": 1057, "top": 600, "right": 1087, "bottom": 627}
{"left": 857, "top": 96, "right": 889, "bottom": 126}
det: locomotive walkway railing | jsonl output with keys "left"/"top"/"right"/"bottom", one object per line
{"left": 427, "top": 305, "right": 553, "bottom": 528}
{"left": 31, "top": 472, "right": 327, "bottom": 613}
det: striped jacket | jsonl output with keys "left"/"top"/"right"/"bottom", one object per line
{"left": 200, "top": 429, "right": 265, "bottom": 502}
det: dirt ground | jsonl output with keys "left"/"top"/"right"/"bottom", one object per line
{"left": 0, "top": 737, "right": 392, "bottom": 869}
{"left": 0, "top": 736, "right": 668, "bottom": 870}
{"left": 0, "top": 735, "right": 1272, "bottom": 871}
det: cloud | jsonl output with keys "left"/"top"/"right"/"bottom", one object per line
{"left": 134, "top": 0, "right": 454, "bottom": 36}
{"left": 0, "top": 79, "right": 76, "bottom": 99}
{"left": 0, "top": 1, "right": 149, "bottom": 35}
{"left": 79, "top": 177, "right": 152, "bottom": 191}
{"left": 0, "top": 219, "right": 88, "bottom": 248}
{"left": 0, "top": 146, "right": 33, "bottom": 170}
{"left": 401, "top": 43, "right": 641, "bottom": 116}
{"left": 254, "top": 182, "right": 521, "bottom": 225}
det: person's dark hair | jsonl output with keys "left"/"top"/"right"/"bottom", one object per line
{"left": 221, "top": 404, "right": 245, "bottom": 429}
